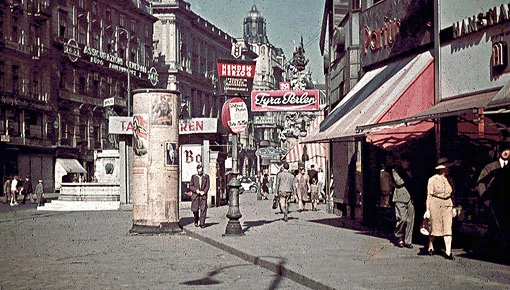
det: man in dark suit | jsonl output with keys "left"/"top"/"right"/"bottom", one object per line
{"left": 477, "top": 142, "right": 510, "bottom": 249}
{"left": 308, "top": 164, "right": 318, "bottom": 186}
{"left": 190, "top": 164, "right": 210, "bottom": 228}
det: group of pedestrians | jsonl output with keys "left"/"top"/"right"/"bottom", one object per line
{"left": 386, "top": 142, "right": 510, "bottom": 260}
{"left": 272, "top": 163, "right": 327, "bottom": 222}
{"left": 2, "top": 175, "right": 45, "bottom": 207}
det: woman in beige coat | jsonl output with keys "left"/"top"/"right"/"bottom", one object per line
{"left": 424, "top": 158, "right": 454, "bottom": 260}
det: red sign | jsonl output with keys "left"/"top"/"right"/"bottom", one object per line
{"left": 221, "top": 97, "right": 248, "bottom": 134}
{"left": 217, "top": 58, "right": 256, "bottom": 97}
{"left": 251, "top": 90, "right": 320, "bottom": 112}
{"left": 279, "top": 82, "right": 291, "bottom": 90}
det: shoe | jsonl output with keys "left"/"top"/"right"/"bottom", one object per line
{"left": 404, "top": 244, "right": 413, "bottom": 249}
{"left": 283, "top": 215, "right": 288, "bottom": 222}
{"left": 428, "top": 249, "right": 434, "bottom": 256}
{"left": 194, "top": 222, "right": 199, "bottom": 227}
{"left": 200, "top": 225, "right": 205, "bottom": 228}
{"left": 445, "top": 253, "right": 455, "bottom": 260}
{"left": 397, "top": 239, "right": 404, "bottom": 248}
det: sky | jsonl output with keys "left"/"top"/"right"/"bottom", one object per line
{"left": 188, "top": 0, "right": 326, "bottom": 84}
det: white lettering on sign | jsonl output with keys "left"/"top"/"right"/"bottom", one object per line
{"left": 254, "top": 91, "right": 316, "bottom": 106}
{"left": 220, "top": 64, "right": 254, "bottom": 78}
{"left": 452, "top": 3, "right": 510, "bottom": 39}
{"left": 104, "top": 98, "right": 115, "bottom": 107}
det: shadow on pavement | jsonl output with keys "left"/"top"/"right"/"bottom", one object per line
{"left": 242, "top": 218, "right": 282, "bottom": 233}
{"left": 179, "top": 216, "right": 219, "bottom": 228}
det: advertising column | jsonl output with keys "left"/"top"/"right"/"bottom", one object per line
{"left": 130, "top": 89, "right": 181, "bottom": 234}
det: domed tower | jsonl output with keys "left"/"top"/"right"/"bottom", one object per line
{"left": 243, "top": 4, "right": 268, "bottom": 44}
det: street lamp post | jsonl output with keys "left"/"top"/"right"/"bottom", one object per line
{"left": 112, "top": 27, "right": 131, "bottom": 116}
{"left": 112, "top": 27, "right": 132, "bottom": 205}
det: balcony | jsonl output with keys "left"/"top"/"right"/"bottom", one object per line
{"left": 4, "top": 38, "right": 31, "bottom": 55}
{"left": 27, "top": 0, "right": 51, "bottom": 22}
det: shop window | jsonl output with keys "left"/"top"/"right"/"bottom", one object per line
{"left": 144, "top": 26, "right": 149, "bottom": 39}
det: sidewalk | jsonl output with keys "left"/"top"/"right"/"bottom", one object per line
{"left": 180, "top": 192, "right": 510, "bottom": 290}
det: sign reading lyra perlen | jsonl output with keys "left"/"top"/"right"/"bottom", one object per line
{"left": 217, "top": 58, "right": 256, "bottom": 97}
{"left": 251, "top": 90, "right": 320, "bottom": 112}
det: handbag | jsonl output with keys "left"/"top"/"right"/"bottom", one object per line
{"left": 420, "top": 217, "right": 431, "bottom": 236}
{"left": 272, "top": 197, "right": 278, "bottom": 209}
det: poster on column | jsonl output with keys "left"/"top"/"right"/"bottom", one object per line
{"left": 180, "top": 144, "right": 202, "bottom": 201}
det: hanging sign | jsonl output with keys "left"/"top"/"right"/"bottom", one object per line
{"left": 217, "top": 58, "right": 256, "bottom": 97}
{"left": 221, "top": 97, "right": 248, "bottom": 134}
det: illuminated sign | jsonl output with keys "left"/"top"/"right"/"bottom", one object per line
{"left": 251, "top": 90, "right": 320, "bottom": 112}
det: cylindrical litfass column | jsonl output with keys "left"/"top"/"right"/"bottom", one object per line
{"left": 129, "top": 88, "right": 181, "bottom": 234}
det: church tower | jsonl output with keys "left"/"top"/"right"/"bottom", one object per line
{"left": 243, "top": 4, "right": 268, "bottom": 45}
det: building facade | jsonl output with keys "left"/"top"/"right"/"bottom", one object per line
{"left": 316, "top": 0, "right": 510, "bottom": 239}
{"left": 1, "top": 0, "right": 156, "bottom": 192}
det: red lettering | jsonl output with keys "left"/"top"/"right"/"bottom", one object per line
{"left": 196, "top": 121, "right": 203, "bottom": 131}
{"left": 125, "top": 121, "right": 134, "bottom": 132}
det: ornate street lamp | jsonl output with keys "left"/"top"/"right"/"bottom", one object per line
{"left": 112, "top": 27, "right": 131, "bottom": 116}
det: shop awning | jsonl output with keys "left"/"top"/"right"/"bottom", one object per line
{"left": 358, "top": 90, "right": 499, "bottom": 133}
{"left": 486, "top": 79, "right": 510, "bottom": 112}
{"left": 303, "top": 51, "right": 434, "bottom": 144}
{"left": 56, "top": 158, "right": 87, "bottom": 174}
{"left": 285, "top": 114, "right": 328, "bottom": 170}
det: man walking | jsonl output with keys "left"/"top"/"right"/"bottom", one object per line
{"left": 391, "top": 156, "right": 416, "bottom": 248}
{"left": 274, "top": 162, "right": 295, "bottom": 222}
{"left": 22, "top": 176, "right": 34, "bottom": 204}
{"left": 10, "top": 175, "right": 19, "bottom": 206}
{"left": 477, "top": 142, "right": 510, "bottom": 250}
{"left": 35, "top": 180, "right": 45, "bottom": 206}
{"left": 190, "top": 164, "right": 210, "bottom": 228}
{"left": 3, "top": 176, "right": 11, "bottom": 204}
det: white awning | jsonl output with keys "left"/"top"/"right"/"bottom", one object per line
{"left": 56, "top": 158, "right": 87, "bottom": 174}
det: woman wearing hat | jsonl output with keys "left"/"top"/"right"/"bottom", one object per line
{"left": 424, "top": 157, "right": 455, "bottom": 260}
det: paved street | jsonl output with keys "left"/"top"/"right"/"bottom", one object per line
{"left": 1, "top": 193, "right": 510, "bottom": 289}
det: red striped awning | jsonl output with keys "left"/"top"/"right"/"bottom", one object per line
{"left": 284, "top": 114, "right": 328, "bottom": 171}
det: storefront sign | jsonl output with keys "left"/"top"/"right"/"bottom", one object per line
{"left": 179, "top": 118, "right": 218, "bottom": 134}
{"left": 251, "top": 90, "right": 320, "bottom": 112}
{"left": 453, "top": 3, "right": 510, "bottom": 39}
{"left": 62, "top": 40, "right": 158, "bottom": 85}
{"left": 359, "top": 0, "right": 433, "bottom": 67}
{"left": 254, "top": 115, "right": 276, "bottom": 125}
{"left": 217, "top": 58, "right": 256, "bottom": 97}
{"left": 64, "top": 39, "right": 80, "bottom": 62}
{"left": 108, "top": 116, "right": 133, "bottom": 135}
{"left": 221, "top": 97, "right": 248, "bottom": 134}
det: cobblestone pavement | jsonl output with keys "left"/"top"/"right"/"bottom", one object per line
{"left": 0, "top": 208, "right": 308, "bottom": 290}
{"left": 1, "top": 192, "right": 510, "bottom": 289}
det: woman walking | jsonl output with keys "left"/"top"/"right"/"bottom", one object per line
{"left": 424, "top": 158, "right": 455, "bottom": 260}
{"left": 310, "top": 177, "right": 319, "bottom": 211}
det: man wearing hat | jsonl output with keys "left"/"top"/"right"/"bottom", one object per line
{"left": 477, "top": 142, "right": 510, "bottom": 250}
{"left": 35, "top": 179, "right": 45, "bottom": 206}
{"left": 189, "top": 164, "right": 210, "bottom": 228}
{"left": 274, "top": 162, "right": 296, "bottom": 222}
{"left": 391, "top": 155, "right": 416, "bottom": 248}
